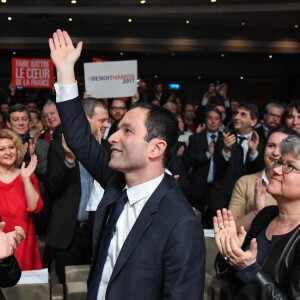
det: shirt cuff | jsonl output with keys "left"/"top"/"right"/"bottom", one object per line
{"left": 250, "top": 151, "right": 258, "bottom": 161}
{"left": 235, "top": 262, "right": 262, "bottom": 283}
{"left": 54, "top": 82, "right": 79, "bottom": 103}
{"left": 64, "top": 160, "right": 75, "bottom": 168}
{"left": 201, "top": 97, "right": 209, "bottom": 106}
{"left": 222, "top": 149, "right": 231, "bottom": 161}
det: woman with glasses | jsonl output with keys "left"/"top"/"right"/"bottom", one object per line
{"left": 229, "top": 127, "right": 295, "bottom": 231}
{"left": 214, "top": 134, "right": 300, "bottom": 299}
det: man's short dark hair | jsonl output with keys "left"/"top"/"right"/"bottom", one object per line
{"left": 205, "top": 106, "right": 222, "bottom": 121}
{"left": 7, "top": 103, "right": 31, "bottom": 123}
{"left": 81, "top": 98, "right": 108, "bottom": 118}
{"left": 238, "top": 101, "right": 258, "bottom": 120}
{"left": 131, "top": 102, "right": 180, "bottom": 168}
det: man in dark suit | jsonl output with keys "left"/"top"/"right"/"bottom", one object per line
{"left": 185, "top": 107, "right": 223, "bottom": 213}
{"left": 206, "top": 102, "right": 264, "bottom": 227}
{"left": 255, "top": 102, "right": 284, "bottom": 143}
{"left": 49, "top": 29, "right": 205, "bottom": 300}
{"left": 46, "top": 98, "right": 110, "bottom": 283}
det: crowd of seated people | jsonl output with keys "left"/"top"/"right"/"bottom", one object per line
{"left": 0, "top": 74, "right": 299, "bottom": 299}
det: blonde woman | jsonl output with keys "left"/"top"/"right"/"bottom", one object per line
{"left": 0, "top": 129, "right": 43, "bottom": 270}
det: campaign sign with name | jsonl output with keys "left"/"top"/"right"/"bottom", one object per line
{"left": 84, "top": 60, "right": 137, "bottom": 98}
{"left": 12, "top": 58, "right": 54, "bottom": 88}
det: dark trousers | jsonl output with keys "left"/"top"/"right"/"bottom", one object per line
{"left": 54, "top": 223, "right": 92, "bottom": 283}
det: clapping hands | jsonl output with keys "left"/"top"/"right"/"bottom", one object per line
{"left": 214, "top": 209, "right": 257, "bottom": 270}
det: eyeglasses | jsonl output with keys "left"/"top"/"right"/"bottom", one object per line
{"left": 111, "top": 107, "right": 126, "bottom": 111}
{"left": 271, "top": 159, "right": 300, "bottom": 174}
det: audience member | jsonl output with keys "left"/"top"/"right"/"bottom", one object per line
{"left": 0, "top": 102, "right": 9, "bottom": 120}
{"left": 206, "top": 102, "right": 264, "bottom": 228}
{"left": 214, "top": 134, "right": 300, "bottom": 299}
{"left": 49, "top": 29, "right": 205, "bottom": 300}
{"left": 229, "top": 127, "right": 294, "bottom": 231}
{"left": 183, "top": 104, "right": 195, "bottom": 133}
{"left": 284, "top": 99, "right": 300, "bottom": 134}
{"left": 41, "top": 100, "right": 61, "bottom": 142}
{"left": 185, "top": 107, "right": 223, "bottom": 214}
{"left": 0, "top": 129, "right": 43, "bottom": 270}
{"left": 0, "top": 112, "right": 7, "bottom": 129}
{"left": 255, "top": 103, "right": 284, "bottom": 142}
{"left": 6, "top": 104, "right": 50, "bottom": 236}
{"left": 152, "top": 83, "right": 168, "bottom": 106}
{"left": 29, "top": 110, "right": 44, "bottom": 139}
{"left": 163, "top": 101, "right": 177, "bottom": 115}
{"left": 177, "top": 114, "right": 192, "bottom": 145}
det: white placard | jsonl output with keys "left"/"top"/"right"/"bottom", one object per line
{"left": 18, "top": 268, "right": 48, "bottom": 284}
{"left": 84, "top": 60, "right": 137, "bottom": 98}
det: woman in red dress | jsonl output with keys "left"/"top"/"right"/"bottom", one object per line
{"left": 0, "top": 129, "right": 43, "bottom": 270}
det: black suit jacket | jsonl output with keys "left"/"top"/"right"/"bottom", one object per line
{"left": 57, "top": 96, "right": 205, "bottom": 300}
{"left": 46, "top": 135, "right": 82, "bottom": 249}
{"left": 185, "top": 130, "right": 223, "bottom": 204}
{"left": 209, "top": 132, "right": 265, "bottom": 212}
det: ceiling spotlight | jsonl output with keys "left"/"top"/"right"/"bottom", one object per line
{"left": 269, "top": 54, "right": 273, "bottom": 59}
{"left": 8, "top": 16, "right": 12, "bottom": 21}
{"left": 171, "top": 53, "right": 175, "bottom": 56}
{"left": 186, "top": 20, "right": 190, "bottom": 24}
{"left": 120, "top": 52, "right": 124, "bottom": 56}
{"left": 240, "top": 76, "right": 244, "bottom": 80}
{"left": 69, "top": 18, "right": 72, "bottom": 21}
{"left": 295, "top": 24, "right": 299, "bottom": 29}
{"left": 140, "top": 0, "right": 146, "bottom": 4}
{"left": 71, "top": 0, "right": 77, "bottom": 3}
{"left": 128, "top": 18, "right": 132, "bottom": 23}
{"left": 1, "top": 0, "right": 7, "bottom": 3}
{"left": 197, "top": 75, "right": 202, "bottom": 80}
{"left": 211, "top": 0, "right": 216, "bottom": 2}
{"left": 12, "top": 51, "right": 16, "bottom": 55}
{"left": 154, "top": 75, "right": 158, "bottom": 78}
{"left": 241, "top": 22, "right": 246, "bottom": 26}
{"left": 221, "top": 53, "right": 225, "bottom": 58}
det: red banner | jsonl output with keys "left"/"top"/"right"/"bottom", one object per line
{"left": 12, "top": 58, "right": 54, "bottom": 88}
{"left": 92, "top": 58, "right": 109, "bottom": 62}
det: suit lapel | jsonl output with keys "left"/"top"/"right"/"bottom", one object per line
{"left": 108, "top": 174, "right": 174, "bottom": 284}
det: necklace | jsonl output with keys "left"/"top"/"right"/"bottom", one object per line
{"left": 274, "top": 218, "right": 300, "bottom": 228}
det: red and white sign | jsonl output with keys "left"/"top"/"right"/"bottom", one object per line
{"left": 12, "top": 58, "right": 54, "bottom": 88}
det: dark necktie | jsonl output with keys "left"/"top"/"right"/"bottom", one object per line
{"left": 210, "top": 134, "right": 216, "bottom": 178}
{"left": 235, "top": 136, "right": 246, "bottom": 181}
{"left": 87, "top": 190, "right": 128, "bottom": 300}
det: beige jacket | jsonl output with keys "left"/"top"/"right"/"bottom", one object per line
{"left": 229, "top": 171, "right": 277, "bottom": 219}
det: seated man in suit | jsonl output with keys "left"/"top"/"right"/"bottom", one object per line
{"left": 206, "top": 102, "right": 265, "bottom": 228}
{"left": 185, "top": 107, "right": 223, "bottom": 213}
{"left": 49, "top": 29, "right": 205, "bottom": 300}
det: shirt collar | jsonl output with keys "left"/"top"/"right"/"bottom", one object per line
{"left": 237, "top": 131, "right": 252, "bottom": 140}
{"left": 206, "top": 131, "right": 219, "bottom": 139}
{"left": 261, "top": 168, "right": 269, "bottom": 185}
{"left": 125, "top": 173, "right": 165, "bottom": 206}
